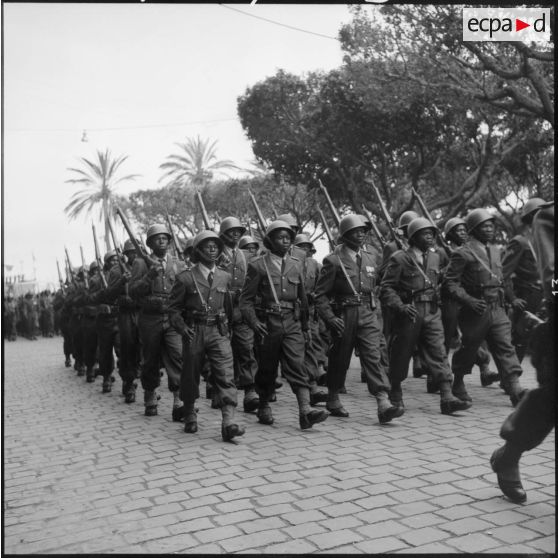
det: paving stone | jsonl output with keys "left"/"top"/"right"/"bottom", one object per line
{"left": 220, "top": 528, "right": 289, "bottom": 552}
{"left": 308, "top": 528, "right": 365, "bottom": 550}
{"left": 448, "top": 533, "right": 504, "bottom": 552}
{"left": 490, "top": 524, "right": 542, "bottom": 543}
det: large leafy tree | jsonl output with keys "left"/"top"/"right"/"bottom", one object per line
{"left": 159, "top": 135, "right": 239, "bottom": 189}
{"left": 64, "top": 149, "right": 139, "bottom": 251}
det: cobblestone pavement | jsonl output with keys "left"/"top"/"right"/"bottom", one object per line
{"left": 3, "top": 337, "right": 555, "bottom": 554}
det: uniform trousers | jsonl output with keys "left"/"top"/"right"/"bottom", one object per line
{"left": 388, "top": 303, "right": 452, "bottom": 386}
{"left": 255, "top": 311, "right": 310, "bottom": 401}
{"left": 96, "top": 313, "right": 120, "bottom": 381}
{"left": 230, "top": 317, "right": 258, "bottom": 389}
{"left": 70, "top": 314, "right": 84, "bottom": 367}
{"left": 180, "top": 324, "right": 237, "bottom": 408}
{"left": 328, "top": 304, "right": 390, "bottom": 396}
{"left": 81, "top": 314, "right": 98, "bottom": 369}
{"left": 138, "top": 312, "right": 182, "bottom": 392}
{"left": 118, "top": 310, "right": 141, "bottom": 388}
{"left": 452, "top": 302, "right": 522, "bottom": 385}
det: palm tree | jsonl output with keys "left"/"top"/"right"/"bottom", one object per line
{"left": 159, "top": 136, "right": 239, "bottom": 189}
{"left": 64, "top": 149, "right": 139, "bottom": 251}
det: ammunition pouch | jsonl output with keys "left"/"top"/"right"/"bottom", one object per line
{"left": 256, "top": 300, "right": 299, "bottom": 320}
{"left": 186, "top": 310, "right": 228, "bottom": 336}
{"left": 333, "top": 293, "right": 376, "bottom": 311}
{"left": 468, "top": 286, "right": 504, "bottom": 307}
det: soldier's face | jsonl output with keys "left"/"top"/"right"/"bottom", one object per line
{"left": 270, "top": 230, "right": 292, "bottom": 256}
{"left": 245, "top": 244, "right": 258, "bottom": 256}
{"left": 297, "top": 244, "right": 312, "bottom": 258}
{"left": 149, "top": 234, "right": 169, "bottom": 256}
{"left": 124, "top": 251, "right": 136, "bottom": 265}
{"left": 198, "top": 240, "right": 220, "bottom": 265}
{"left": 107, "top": 256, "right": 119, "bottom": 269}
{"left": 474, "top": 221, "right": 495, "bottom": 243}
{"left": 413, "top": 229, "right": 434, "bottom": 251}
{"left": 223, "top": 228, "right": 243, "bottom": 245}
{"left": 451, "top": 224, "right": 468, "bottom": 245}
{"left": 344, "top": 227, "right": 366, "bottom": 250}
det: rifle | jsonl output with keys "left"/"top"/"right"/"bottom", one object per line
{"left": 318, "top": 207, "right": 336, "bottom": 252}
{"left": 79, "top": 245, "right": 89, "bottom": 289}
{"left": 194, "top": 187, "right": 213, "bottom": 230}
{"left": 64, "top": 247, "right": 77, "bottom": 287}
{"left": 367, "top": 179, "right": 403, "bottom": 250}
{"left": 56, "top": 259, "right": 65, "bottom": 289}
{"left": 270, "top": 203, "right": 279, "bottom": 221}
{"left": 114, "top": 206, "right": 155, "bottom": 267}
{"left": 165, "top": 210, "right": 185, "bottom": 262}
{"left": 411, "top": 188, "right": 452, "bottom": 257}
{"left": 361, "top": 204, "right": 386, "bottom": 249}
{"left": 92, "top": 224, "right": 108, "bottom": 288}
{"left": 247, "top": 188, "right": 267, "bottom": 237}
{"left": 318, "top": 179, "right": 341, "bottom": 226}
{"left": 106, "top": 216, "right": 128, "bottom": 273}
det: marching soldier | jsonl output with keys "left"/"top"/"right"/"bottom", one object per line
{"left": 39, "top": 291, "right": 55, "bottom": 337}
{"left": 218, "top": 217, "right": 260, "bottom": 413}
{"left": 444, "top": 209, "right": 526, "bottom": 406}
{"left": 169, "top": 230, "right": 245, "bottom": 441}
{"left": 3, "top": 293, "right": 18, "bottom": 341}
{"left": 66, "top": 268, "right": 87, "bottom": 375}
{"left": 491, "top": 201, "right": 554, "bottom": 503}
{"left": 440, "top": 218, "right": 498, "bottom": 388}
{"left": 239, "top": 236, "right": 260, "bottom": 260}
{"left": 381, "top": 218, "right": 472, "bottom": 415}
{"left": 81, "top": 262, "right": 100, "bottom": 383}
{"left": 22, "top": 292, "right": 38, "bottom": 340}
{"left": 502, "top": 198, "right": 547, "bottom": 362}
{"left": 239, "top": 220, "right": 329, "bottom": 430}
{"left": 314, "top": 214, "right": 400, "bottom": 424}
{"left": 293, "top": 233, "right": 328, "bottom": 402}
{"left": 129, "top": 224, "right": 187, "bottom": 418}
{"left": 53, "top": 285, "right": 73, "bottom": 366}
{"left": 102, "top": 240, "right": 142, "bottom": 403}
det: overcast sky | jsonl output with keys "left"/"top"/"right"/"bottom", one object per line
{"left": 3, "top": 3, "right": 360, "bottom": 287}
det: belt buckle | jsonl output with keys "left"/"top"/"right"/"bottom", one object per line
{"left": 355, "top": 295, "right": 362, "bottom": 304}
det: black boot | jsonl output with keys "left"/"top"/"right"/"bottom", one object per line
{"left": 490, "top": 444, "right": 526, "bottom": 503}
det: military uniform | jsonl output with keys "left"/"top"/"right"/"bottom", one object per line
{"left": 502, "top": 233, "right": 544, "bottom": 361}
{"left": 3, "top": 297, "right": 18, "bottom": 341}
{"left": 219, "top": 245, "right": 258, "bottom": 407}
{"left": 80, "top": 272, "right": 100, "bottom": 382}
{"left": 104, "top": 262, "right": 141, "bottom": 401}
{"left": 444, "top": 237, "right": 524, "bottom": 403}
{"left": 315, "top": 241, "right": 396, "bottom": 421}
{"left": 39, "top": 292, "right": 54, "bottom": 337}
{"left": 53, "top": 288, "right": 72, "bottom": 365}
{"left": 240, "top": 252, "right": 310, "bottom": 402}
{"left": 130, "top": 252, "right": 186, "bottom": 413}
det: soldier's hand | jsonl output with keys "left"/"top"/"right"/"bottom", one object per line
{"left": 254, "top": 321, "right": 268, "bottom": 339}
{"left": 469, "top": 298, "right": 487, "bottom": 315}
{"left": 511, "top": 298, "right": 527, "bottom": 312}
{"left": 403, "top": 304, "right": 418, "bottom": 321}
{"left": 182, "top": 326, "right": 195, "bottom": 342}
{"left": 329, "top": 317, "right": 345, "bottom": 337}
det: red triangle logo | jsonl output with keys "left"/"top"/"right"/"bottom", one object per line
{"left": 516, "top": 19, "right": 530, "bottom": 32}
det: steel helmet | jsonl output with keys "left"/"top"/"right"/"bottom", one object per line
{"left": 192, "top": 230, "right": 224, "bottom": 253}
{"left": 184, "top": 237, "right": 195, "bottom": 253}
{"left": 465, "top": 208, "right": 494, "bottom": 232}
{"left": 89, "top": 261, "right": 99, "bottom": 270}
{"left": 239, "top": 236, "right": 259, "bottom": 250}
{"left": 338, "top": 214, "right": 368, "bottom": 238}
{"left": 294, "top": 233, "right": 313, "bottom": 247}
{"left": 407, "top": 218, "right": 436, "bottom": 240}
{"left": 443, "top": 217, "right": 466, "bottom": 237}
{"left": 520, "top": 198, "right": 546, "bottom": 222}
{"left": 123, "top": 239, "right": 136, "bottom": 253}
{"left": 103, "top": 250, "right": 117, "bottom": 263}
{"left": 398, "top": 211, "right": 420, "bottom": 229}
{"left": 276, "top": 213, "right": 299, "bottom": 230}
{"left": 146, "top": 224, "right": 171, "bottom": 245}
{"left": 219, "top": 216, "right": 247, "bottom": 236}
{"left": 263, "top": 220, "right": 296, "bottom": 249}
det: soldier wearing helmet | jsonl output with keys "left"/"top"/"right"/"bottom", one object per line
{"left": 381, "top": 217, "right": 472, "bottom": 416}
{"left": 439, "top": 216, "right": 499, "bottom": 391}
{"left": 217, "top": 216, "right": 259, "bottom": 414}
{"left": 502, "top": 198, "right": 548, "bottom": 362}
{"left": 129, "top": 223, "right": 187, "bottom": 419}
{"left": 169, "top": 230, "right": 245, "bottom": 442}
{"left": 239, "top": 220, "right": 329, "bottom": 431}
{"left": 239, "top": 235, "right": 260, "bottom": 259}
{"left": 314, "top": 214, "right": 400, "bottom": 424}
{"left": 444, "top": 208, "right": 526, "bottom": 406}
{"left": 96, "top": 240, "right": 142, "bottom": 403}
{"left": 293, "top": 233, "right": 328, "bottom": 403}
{"left": 183, "top": 237, "right": 195, "bottom": 267}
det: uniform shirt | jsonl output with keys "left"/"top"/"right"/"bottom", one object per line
{"left": 380, "top": 247, "right": 441, "bottom": 314}
{"left": 168, "top": 264, "right": 232, "bottom": 333}
{"left": 219, "top": 246, "right": 247, "bottom": 292}
{"left": 239, "top": 253, "right": 308, "bottom": 330}
{"left": 502, "top": 233, "right": 541, "bottom": 300}
{"left": 314, "top": 243, "right": 380, "bottom": 324}
{"left": 444, "top": 238, "right": 504, "bottom": 305}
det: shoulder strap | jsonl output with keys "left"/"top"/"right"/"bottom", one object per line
{"left": 407, "top": 252, "right": 433, "bottom": 288}
{"left": 190, "top": 268, "right": 209, "bottom": 310}
{"left": 336, "top": 255, "right": 359, "bottom": 296}
{"left": 468, "top": 247, "right": 500, "bottom": 280}
{"left": 262, "top": 255, "right": 281, "bottom": 306}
